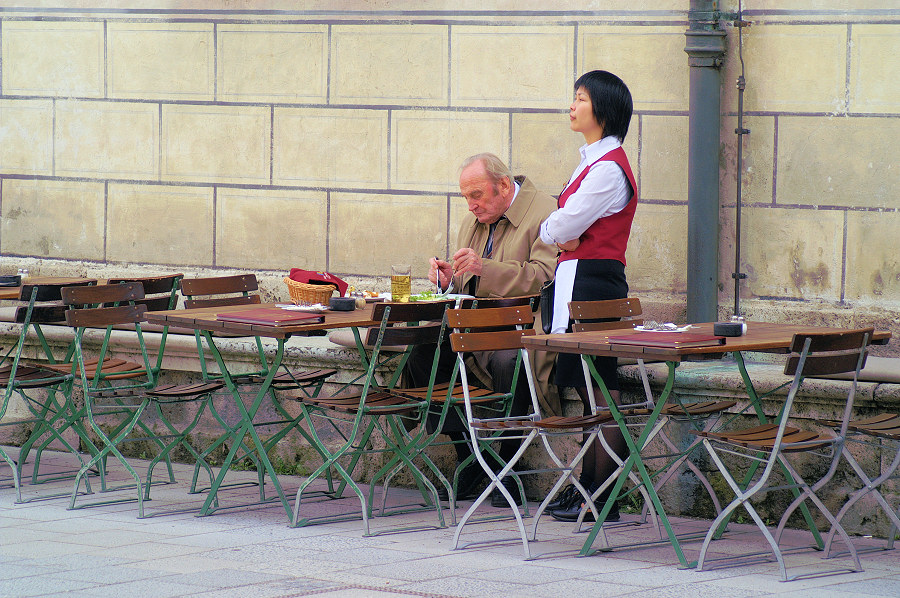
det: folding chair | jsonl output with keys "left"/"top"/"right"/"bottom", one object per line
{"left": 0, "top": 282, "right": 88, "bottom": 502}
{"left": 289, "top": 299, "right": 453, "bottom": 535}
{"left": 179, "top": 274, "right": 337, "bottom": 496}
{"left": 63, "top": 282, "right": 222, "bottom": 517}
{"left": 820, "top": 415, "right": 900, "bottom": 557}
{"left": 397, "top": 295, "right": 537, "bottom": 508}
{"left": 447, "top": 305, "right": 613, "bottom": 558}
{"left": 568, "top": 298, "right": 735, "bottom": 524}
{"left": 694, "top": 328, "right": 873, "bottom": 581}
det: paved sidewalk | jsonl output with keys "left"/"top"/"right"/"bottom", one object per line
{"left": 1, "top": 448, "right": 899, "bottom": 598}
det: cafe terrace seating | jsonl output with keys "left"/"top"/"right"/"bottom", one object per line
{"left": 695, "top": 327, "right": 873, "bottom": 581}
{"left": 395, "top": 295, "right": 537, "bottom": 510}
{"left": 820, "top": 412, "right": 900, "bottom": 557}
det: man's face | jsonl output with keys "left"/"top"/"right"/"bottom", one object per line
{"left": 459, "top": 161, "right": 511, "bottom": 224}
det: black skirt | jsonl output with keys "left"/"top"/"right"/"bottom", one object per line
{"left": 554, "top": 259, "right": 628, "bottom": 389}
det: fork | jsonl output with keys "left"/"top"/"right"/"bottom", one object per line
{"left": 434, "top": 256, "right": 454, "bottom": 295}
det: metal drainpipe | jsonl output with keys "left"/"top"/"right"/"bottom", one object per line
{"left": 684, "top": 1, "right": 726, "bottom": 323}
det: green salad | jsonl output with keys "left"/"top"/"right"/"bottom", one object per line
{"left": 407, "top": 291, "right": 440, "bottom": 302}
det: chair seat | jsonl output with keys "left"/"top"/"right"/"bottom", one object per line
{"left": 0, "top": 364, "right": 70, "bottom": 388}
{"left": 245, "top": 368, "right": 337, "bottom": 388}
{"left": 302, "top": 391, "right": 423, "bottom": 415}
{"left": 328, "top": 328, "right": 407, "bottom": 352}
{"left": 662, "top": 400, "right": 737, "bottom": 417}
{"left": 471, "top": 418, "right": 537, "bottom": 431}
{"left": 535, "top": 413, "right": 613, "bottom": 430}
{"left": 148, "top": 381, "right": 224, "bottom": 399}
{"left": 698, "top": 423, "right": 835, "bottom": 451}
{"left": 44, "top": 357, "right": 146, "bottom": 380}
{"left": 847, "top": 413, "right": 900, "bottom": 440}
{"left": 400, "top": 382, "right": 499, "bottom": 404}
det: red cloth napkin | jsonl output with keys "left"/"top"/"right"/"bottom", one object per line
{"left": 288, "top": 268, "right": 348, "bottom": 297}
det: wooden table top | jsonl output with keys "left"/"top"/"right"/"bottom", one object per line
{"left": 144, "top": 303, "right": 380, "bottom": 340}
{"left": 0, "top": 277, "right": 99, "bottom": 301}
{"left": 522, "top": 321, "right": 892, "bottom": 362}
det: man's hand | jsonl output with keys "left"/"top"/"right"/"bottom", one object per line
{"left": 451, "top": 247, "right": 484, "bottom": 278}
{"left": 429, "top": 257, "right": 454, "bottom": 291}
{"left": 557, "top": 238, "right": 581, "bottom": 252}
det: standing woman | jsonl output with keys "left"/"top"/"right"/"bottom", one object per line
{"left": 539, "top": 70, "right": 636, "bottom": 522}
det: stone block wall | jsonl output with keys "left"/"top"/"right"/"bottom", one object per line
{"left": 1, "top": 2, "right": 894, "bottom": 337}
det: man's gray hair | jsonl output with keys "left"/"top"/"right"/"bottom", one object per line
{"left": 460, "top": 153, "right": 513, "bottom": 186}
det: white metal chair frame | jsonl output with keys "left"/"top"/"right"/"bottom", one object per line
{"left": 448, "top": 305, "right": 613, "bottom": 559}
{"left": 695, "top": 328, "right": 873, "bottom": 581}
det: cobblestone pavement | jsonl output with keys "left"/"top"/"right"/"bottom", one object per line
{"left": 1, "top": 448, "right": 898, "bottom": 598}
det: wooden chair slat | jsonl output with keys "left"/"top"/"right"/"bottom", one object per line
{"left": 179, "top": 274, "right": 258, "bottom": 297}
{"left": 450, "top": 328, "right": 535, "bottom": 353}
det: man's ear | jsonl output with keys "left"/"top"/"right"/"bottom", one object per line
{"left": 498, "top": 175, "right": 512, "bottom": 196}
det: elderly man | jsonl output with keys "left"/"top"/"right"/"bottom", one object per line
{"left": 405, "top": 152, "right": 557, "bottom": 506}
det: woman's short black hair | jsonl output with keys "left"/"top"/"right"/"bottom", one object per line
{"left": 574, "top": 70, "right": 633, "bottom": 142}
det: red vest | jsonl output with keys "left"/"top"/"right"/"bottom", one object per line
{"left": 557, "top": 146, "right": 637, "bottom": 265}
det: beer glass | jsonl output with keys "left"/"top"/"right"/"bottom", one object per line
{"left": 391, "top": 264, "right": 411, "bottom": 302}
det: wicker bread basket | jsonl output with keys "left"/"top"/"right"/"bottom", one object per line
{"left": 283, "top": 277, "right": 337, "bottom": 305}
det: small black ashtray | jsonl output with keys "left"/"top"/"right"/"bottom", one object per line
{"left": 329, "top": 297, "right": 356, "bottom": 311}
{"left": 0, "top": 274, "right": 21, "bottom": 287}
{"left": 713, "top": 321, "right": 745, "bottom": 336}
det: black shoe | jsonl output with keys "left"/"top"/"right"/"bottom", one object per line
{"left": 550, "top": 498, "right": 619, "bottom": 523}
{"left": 491, "top": 476, "right": 523, "bottom": 508}
{"left": 545, "top": 483, "right": 580, "bottom": 511}
{"left": 437, "top": 462, "right": 487, "bottom": 501}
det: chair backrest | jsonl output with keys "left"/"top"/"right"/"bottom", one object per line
{"left": 785, "top": 328, "right": 873, "bottom": 378}
{"left": 780, "top": 327, "right": 873, "bottom": 442}
{"left": 447, "top": 305, "right": 536, "bottom": 353}
{"left": 179, "top": 274, "right": 261, "bottom": 308}
{"left": 568, "top": 297, "right": 643, "bottom": 332}
{"left": 366, "top": 300, "right": 453, "bottom": 347}
{"left": 446, "top": 305, "right": 539, "bottom": 419}
{"left": 62, "top": 282, "right": 148, "bottom": 328}
{"left": 61, "top": 282, "right": 154, "bottom": 387}
{"left": 108, "top": 273, "right": 183, "bottom": 311}
{"left": 15, "top": 281, "right": 97, "bottom": 325}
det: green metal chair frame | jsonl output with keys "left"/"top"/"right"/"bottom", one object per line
{"left": 63, "top": 282, "right": 222, "bottom": 518}
{"left": 0, "top": 282, "right": 89, "bottom": 502}
{"left": 33, "top": 274, "right": 187, "bottom": 490}
{"left": 290, "top": 299, "right": 453, "bottom": 535}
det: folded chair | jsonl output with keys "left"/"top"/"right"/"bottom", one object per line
{"left": 0, "top": 281, "right": 89, "bottom": 502}
{"left": 63, "top": 282, "right": 222, "bottom": 517}
{"left": 447, "top": 305, "right": 613, "bottom": 558}
{"left": 179, "top": 274, "right": 337, "bottom": 497}
{"left": 289, "top": 299, "right": 453, "bottom": 535}
{"left": 694, "top": 328, "right": 873, "bottom": 581}
{"left": 568, "top": 298, "right": 735, "bottom": 525}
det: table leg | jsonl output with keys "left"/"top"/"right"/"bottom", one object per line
{"left": 578, "top": 358, "right": 695, "bottom": 569}
{"left": 197, "top": 332, "right": 293, "bottom": 520}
